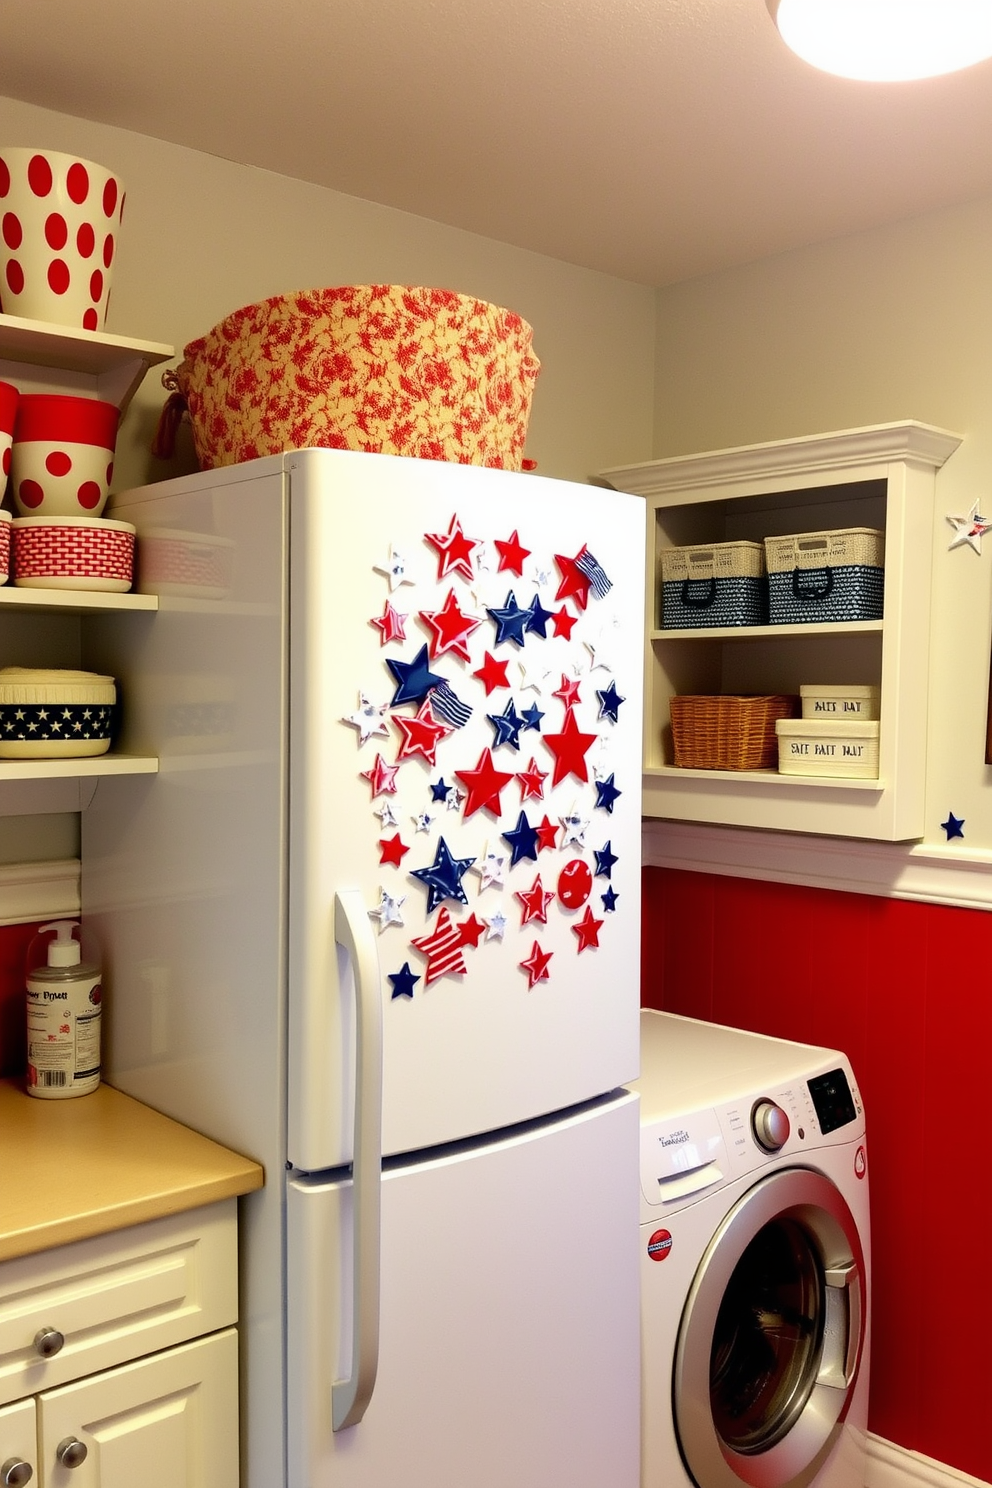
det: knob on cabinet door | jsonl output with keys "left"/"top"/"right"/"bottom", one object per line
{"left": 1, "top": 1459, "right": 33, "bottom": 1487}
{"left": 752, "top": 1099, "right": 790, "bottom": 1152}
{"left": 55, "top": 1440, "right": 87, "bottom": 1470}
{"left": 32, "top": 1327, "right": 64, "bottom": 1358}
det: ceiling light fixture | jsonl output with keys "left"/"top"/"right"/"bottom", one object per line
{"left": 767, "top": 0, "right": 992, "bottom": 82}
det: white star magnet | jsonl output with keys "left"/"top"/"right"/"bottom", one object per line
{"left": 583, "top": 616, "right": 620, "bottom": 672}
{"left": 559, "top": 804, "right": 591, "bottom": 848}
{"left": 368, "top": 888, "right": 406, "bottom": 932}
{"left": 412, "top": 811, "right": 435, "bottom": 834}
{"left": 530, "top": 564, "right": 553, "bottom": 588}
{"left": 374, "top": 545, "right": 416, "bottom": 591}
{"left": 444, "top": 785, "right": 465, "bottom": 812}
{"left": 343, "top": 691, "right": 390, "bottom": 745}
{"left": 947, "top": 503, "right": 992, "bottom": 553}
{"left": 473, "top": 841, "right": 508, "bottom": 892}
{"left": 485, "top": 907, "right": 508, "bottom": 941}
{"left": 373, "top": 801, "right": 399, "bottom": 829}
{"left": 517, "top": 658, "right": 552, "bottom": 694}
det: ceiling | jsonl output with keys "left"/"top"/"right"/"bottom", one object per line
{"left": 4, "top": 0, "right": 992, "bottom": 286}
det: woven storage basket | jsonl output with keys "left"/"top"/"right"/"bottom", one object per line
{"left": 764, "top": 527, "right": 884, "bottom": 624}
{"left": 670, "top": 694, "right": 800, "bottom": 770}
{"left": 152, "top": 284, "right": 540, "bottom": 472}
{"left": 660, "top": 540, "right": 767, "bottom": 629}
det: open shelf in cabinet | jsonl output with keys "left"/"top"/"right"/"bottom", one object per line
{"left": 0, "top": 313, "right": 173, "bottom": 413}
{"left": 602, "top": 421, "right": 962, "bottom": 841}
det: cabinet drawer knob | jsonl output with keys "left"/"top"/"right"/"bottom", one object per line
{"left": 1, "top": 1459, "right": 34, "bottom": 1487}
{"left": 55, "top": 1440, "right": 87, "bottom": 1470}
{"left": 33, "top": 1327, "right": 64, "bottom": 1358}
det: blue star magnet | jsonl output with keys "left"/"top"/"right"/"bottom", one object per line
{"left": 410, "top": 835, "right": 476, "bottom": 915}
{"left": 941, "top": 812, "right": 965, "bottom": 841}
{"left": 521, "top": 702, "right": 544, "bottom": 732}
{"left": 488, "top": 698, "right": 525, "bottom": 751}
{"left": 487, "top": 592, "right": 532, "bottom": 648}
{"left": 524, "top": 593, "right": 553, "bottom": 638}
{"left": 601, "top": 885, "right": 620, "bottom": 912}
{"left": 388, "top": 963, "right": 420, "bottom": 1000}
{"left": 596, "top": 682, "right": 625, "bottom": 724}
{"left": 430, "top": 778, "right": 451, "bottom": 802}
{"left": 594, "top": 841, "right": 618, "bottom": 878}
{"left": 594, "top": 773, "right": 622, "bottom": 814}
{"left": 386, "top": 644, "right": 444, "bottom": 707}
{"left": 502, "top": 810, "right": 540, "bottom": 867}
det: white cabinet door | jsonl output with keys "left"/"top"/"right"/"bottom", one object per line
{"left": 0, "top": 1396, "right": 37, "bottom": 1486}
{"left": 37, "top": 1329, "right": 239, "bottom": 1488}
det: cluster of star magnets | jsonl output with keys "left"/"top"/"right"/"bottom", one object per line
{"left": 343, "top": 511, "right": 625, "bottom": 997}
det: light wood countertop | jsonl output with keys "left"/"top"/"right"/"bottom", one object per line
{"left": 0, "top": 1078, "right": 264, "bottom": 1263}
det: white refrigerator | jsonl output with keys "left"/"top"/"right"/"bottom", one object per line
{"left": 81, "top": 448, "right": 644, "bottom": 1488}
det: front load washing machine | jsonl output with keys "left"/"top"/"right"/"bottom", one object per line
{"left": 632, "top": 1011, "right": 870, "bottom": 1488}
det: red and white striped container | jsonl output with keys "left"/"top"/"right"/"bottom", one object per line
{"left": 12, "top": 515, "right": 134, "bottom": 592}
{"left": 0, "top": 149, "right": 124, "bottom": 331}
{"left": 11, "top": 393, "right": 119, "bottom": 517}
{"left": 0, "top": 511, "right": 11, "bottom": 585}
{"left": 137, "top": 527, "right": 234, "bottom": 599}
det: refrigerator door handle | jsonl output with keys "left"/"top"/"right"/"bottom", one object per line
{"left": 331, "top": 888, "right": 383, "bottom": 1431}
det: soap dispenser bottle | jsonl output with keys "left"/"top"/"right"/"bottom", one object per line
{"left": 25, "top": 920, "right": 102, "bottom": 1099}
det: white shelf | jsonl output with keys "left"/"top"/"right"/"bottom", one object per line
{"left": 0, "top": 313, "right": 173, "bottom": 413}
{"left": 602, "top": 420, "right": 963, "bottom": 842}
{"left": 0, "top": 755, "right": 157, "bottom": 781}
{"left": 0, "top": 588, "right": 157, "bottom": 614}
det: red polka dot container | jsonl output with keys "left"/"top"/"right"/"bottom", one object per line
{"left": 0, "top": 380, "right": 18, "bottom": 495}
{"left": 153, "top": 285, "right": 540, "bottom": 472}
{"left": 12, "top": 516, "right": 134, "bottom": 592}
{"left": 0, "top": 667, "right": 115, "bottom": 758}
{"left": 0, "top": 149, "right": 124, "bottom": 331}
{"left": 11, "top": 393, "right": 119, "bottom": 517}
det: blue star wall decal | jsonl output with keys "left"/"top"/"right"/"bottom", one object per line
{"left": 596, "top": 682, "right": 625, "bottom": 724}
{"left": 524, "top": 593, "right": 554, "bottom": 638}
{"left": 430, "top": 778, "right": 451, "bottom": 802}
{"left": 487, "top": 698, "right": 525, "bottom": 750}
{"left": 487, "top": 592, "right": 532, "bottom": 647}
{"left": 601, "top": 885, "right": 620, "bottom": 912}
{"left": 941, "top": 812, "right": 965, "bottom": 841}
{"left": 502, "top": 810, "right": 540, "bottom": 867}
{"left": 410, "top": 836, "right": 476, "bottom": 914}
{"left": 521, "top": 702, "right": 544, "bottom": 732}
{"left": 594, "top": 841, "right": 618, "bottom": 878}
{"left": 594, "top": 774, "right": 622, "bottom": 813}
{"left": 388, "top": 963, "right": 420, "bottom": 999}
{"left": 386, "top": 644, "right": 444, "bottom": 706}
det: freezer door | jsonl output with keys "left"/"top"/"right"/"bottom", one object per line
{"left": 287, "top": 449, "right": 644, "bottom": 1169}
{"left": 286, "top": 1091, "right": 640, "bottom": 1488}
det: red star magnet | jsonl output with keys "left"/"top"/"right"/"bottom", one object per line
{"left": 494, "top": 529, "right": 531, "bottom": 576}
{"left": 516, "top": 874, "right": 554, "bottom": 926}
{"left": 552, "top": 674, "right": 582, "bottom": 709}
{"left": 551, "top": 607, "right": 577, "bottom": 639}
{"left": 553, "top": 551, "right": 593, "bottom": 610}
{"left": 455, "top": 748, "right": 515, "bottom": 819}
{"left": 520, "top": 941, "right": 553, "bottom": 989}
{"left": 378, "top": 833, "right": 410, "bottom": 867}
{"left": 411, "top": 908, "right": 468, "bottom": 986}
{"left": 455, "top": 913, "right": 487, "bottom": 949}
{"left": 362, "top": 752, "right": 400, "bottom": 797}
{"left": 516, "top": 757, "right": 548, "bottom": 802}
{"left": 535, "top": 814, "right": 560, "bottom": 852}
{"left": 392, "top": 698, "right": 453, "bottom": 765}
{"left": 418, "top": 589, "right": 482, "bottom": 661}
{"left": 473, "top": 651, "right": 511, "bottom": 696}
{"left": 572, "top": 906, "right": 604, "bottom": 952}
{"left": 544, "top": 708, "right": 597, "bottom": 787}
{"left": 425, "top": 514, "right": 478, "bottom": 581}
{"left": 370, "top": 601, "right": 408, "bottom": 645}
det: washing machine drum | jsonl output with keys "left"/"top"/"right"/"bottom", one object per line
{"left": 673, "top": 1167, "right": 866, "bottom": 1488}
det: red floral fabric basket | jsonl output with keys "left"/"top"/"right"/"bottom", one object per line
{"left": 153, "top": 284, "right": 541, "bottom": 472}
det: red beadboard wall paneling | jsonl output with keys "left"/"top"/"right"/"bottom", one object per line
{"left": 0, "top": 920, "right": 42, "bottom": 1080}
{"left": 642, "top": 865, "right": 992, "bottom": 1483}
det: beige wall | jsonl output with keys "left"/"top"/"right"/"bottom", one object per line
{"left": 0, "top": 94, "right": 656, "bottom": 864}
{"left": 653, "top": 196, "right": 992, "bottom": 852}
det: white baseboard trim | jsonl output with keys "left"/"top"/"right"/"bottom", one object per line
{"left": 0, "top": 858, "right": 80, "bottom": 926}
{"left": 868, "top": 1434, "right": 991, "bottom": 1488}
{"left": 642, "top": 819, "right": 992, "bottom": 911}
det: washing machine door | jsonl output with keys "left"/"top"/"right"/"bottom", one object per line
{"left": 673, "top": 1166, "right": 865, "bottom": 1488}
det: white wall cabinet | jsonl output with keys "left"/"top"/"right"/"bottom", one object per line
{"left": 0, "top": 1203, "right": 239, "bottom": 1488}
{"left": 602, "top": 421, "right": 962, "bottom": 841}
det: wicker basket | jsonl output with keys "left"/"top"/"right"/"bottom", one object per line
{"left": 670, "top": 694, "right": 800, "bottom": 770}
